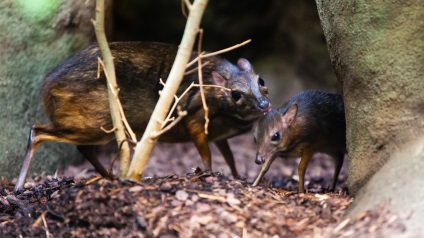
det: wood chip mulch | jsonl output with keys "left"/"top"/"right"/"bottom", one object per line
{"left": 0, "top": 170, "right": 406, "bottom": 238}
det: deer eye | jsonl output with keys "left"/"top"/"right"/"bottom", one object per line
{"left": 271, "top": 132, "right": 280, "bottom": 142}
{"left": 231, "top": 90, "right": 242, "bottom": 101}
{"left": 259, "top": 77, "right": 265, "bottom": 87}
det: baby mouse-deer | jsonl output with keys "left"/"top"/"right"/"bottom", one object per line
{"left": 15, "top": 42, "right": 271, "bottom": 191}
{"left": 252, "top": 90, "right": 346, "bottom": 193}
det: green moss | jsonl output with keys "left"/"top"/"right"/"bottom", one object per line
{"left": 0, "top": 0, "right": 91, "bottom": 179}
{"left": 15, "top": 0, "right": 60, "bottom": 23}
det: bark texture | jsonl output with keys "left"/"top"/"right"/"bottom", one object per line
{"left": 0, "top": 0, "right": 111, "bottom": 179}
{"left": 316, "top": 0, "right": 424, "bottom": 235}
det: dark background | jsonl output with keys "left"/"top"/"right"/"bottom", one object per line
{"left": 111, "top": 0, "right": 338, "bottom": 103}
{"left": 59, "top": 0, "right": 344, "bottom": 184}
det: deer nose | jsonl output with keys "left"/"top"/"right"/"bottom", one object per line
{"left": 255, "top": 153, "right": 265, "bottom": 165}
{"left": 258, "top": 97, "right": 271, "bottom": 113}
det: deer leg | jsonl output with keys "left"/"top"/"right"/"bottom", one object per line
{"left": 214, "top": 139, "right": 239, "bottom": 178}
{"left": 298, "top": 150, "right": 314, "bottom": 193}
{"left": 15, "top": 125, "right": 51, "bottom": 191}
{"left": 186, "top": 120, "right": 212, "bottom": 172}
{"left": 15, "top": 124, "right": 112, "bottom": 191}
{"left": 193, "top": 134, "right": 212, "bottom": 171}
{"left": 76, "top": 145, "right": 113, "bottom": 179}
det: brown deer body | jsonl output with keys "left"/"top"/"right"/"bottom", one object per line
{"left": 15, "top": 42, "right": 271, "bottom": 191}
{"left": 252, "top": 90, "right": 345, "bottom": 193}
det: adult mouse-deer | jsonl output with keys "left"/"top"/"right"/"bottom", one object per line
{"left": 15, "top": 42, "right": 271, "bottom": 191}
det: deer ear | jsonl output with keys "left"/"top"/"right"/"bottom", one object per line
{"left": 282, "top": 104, "right": 298, "bottom": 128}
{"left": 212, "top": 71, "right": 227, "bottom": 87}
{"left": 237, "top": 58, "right": 253, "bottom": 72}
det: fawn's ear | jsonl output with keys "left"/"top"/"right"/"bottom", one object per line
{"left": 282, "top": 104, "right": 298, "bottom": 128}
{"left": 212, "top": 71, "right": 227, "bottom": 87}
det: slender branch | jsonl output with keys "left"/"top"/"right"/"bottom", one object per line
{"left": 181, "top": 0, "right": 191, "bottom": 18}
{"left": 185, "top": 39, "right": 251, "bottom": 69}
{"left": 100, "top": 126, "right": 117, "bottom": 133}
{"left": 186, "top": 51, "right": 205, "bottom": 69}
{"left": 127, "top": 0, "right": 209, "bottom": 181}
{"left": 160, "top": 82, "right": 196, "bottom": 130}
{"left": 42, "top": 212, "right": 51, "bottom": 238}
{"left": 152, "top": 107, "right": 188, "bottom": 139}
{"left": 184, "top": 61, "right": 210, "bottom": 75}
{"left": 158, "top": 80, "right": 230, "bottom": 133}
{"left": 196, "top": 29, "right": 210, "bottom": 135}
{"left": 93, "top": 0, "right": 131, "bottom": 177}
{"left": 98, "top": 58, "right": 137, "bottom": 142}
{"left": 184, "top": 0, "right": 192, "bottom": 11}
{"left": 201, "top": 39, "right": 252, "bottom": 58}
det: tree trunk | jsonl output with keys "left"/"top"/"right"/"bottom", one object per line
{"left": 0, "top": 0, "right": 112, "bottom": 179}
{"left": 316, "top": 0, "right": 424, "bottom": 235}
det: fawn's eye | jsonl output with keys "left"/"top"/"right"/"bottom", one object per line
{"left": 259, "top": 77, "right": 265, "bottom": 87}
{"left": 231, "top": 90, "right": 242, "bottom": 101}
{"left": 271, "top": 132, "right": 280, "bottom": 142}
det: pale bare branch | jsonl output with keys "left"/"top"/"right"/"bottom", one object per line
{"left": 97, "top": 58, "right": 137, "bottom": 143}
{"left": 186, "top": 39, "right": 251, "bottom": 69}
{"left": 152, "top": 107, "right": 188, "bottom": 139}
{"left": 100, "top": 126, "right": 117, "bottom": 133}
{"left": 196, "top": 29, "right": 210, "bottom": 135}
{"left": 127, "top": 0, "right": 209, "bottom": 181}
{"left": 201, "top": 39, "right": 252, "bottom": 58}
{"left": 184, "top": 61, "right": 210, "bottom": 75}
{"left": 93, "top": 0, "right": 131, "bottom": 176}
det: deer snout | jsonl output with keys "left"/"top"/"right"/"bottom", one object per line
{"left": 255, "top": 153, "right": 265, "bottom": 164}
{"left": 258, "top": 97, "right": 271, "bottom": 114}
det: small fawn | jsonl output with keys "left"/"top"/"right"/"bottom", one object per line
{"left": 252, "top": 90, "right": 345, "bottom": 193}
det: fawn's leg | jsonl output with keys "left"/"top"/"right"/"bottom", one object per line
{"left": 329, "top": 151, "right": 345, "bottom": 191}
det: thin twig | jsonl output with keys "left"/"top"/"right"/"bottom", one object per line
{"left": 93, "top": 0, "right": 131, "bottom": 177}
{"left": 184, "top": 61, "right": 210, "bottom": 75}
{"left": 160, "top": 82, "right": 194, "bottom": 130}
{"left": 100, "top": 126, "right": 117, "bottom": 133}
{"left": 202, "top": 39, "right": 252, "bottom": 58}
{"left": 98, "top": 58, "right": 137, "bottom": 142}
{"left": 181, "top": 0, "right": 189, "bottom": 18}
{"left": 42, "top": 212, "right": 51, "bottom": 238}
{"left": 152, "top": 108, "right": 188, "bottom": 139}
{"left": 184, "top": 0, "right": 192, "bottom": 11}
{"left": 185, "top": 39, "right": 251, "bottom": 69}
{"left": 85, "top": 176, "right": 102, "bottom": 186}
{"left": 32, "top": 211, "right": 48, "bottom": 228}
{"left": 186, "top": 52, "right": 206, "bottom": 69}
{"left": 158, "top": 81, "right": 230, "bottom": 133}
{"left": 196, "top": 29, "right": 210, "bottom": 135}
